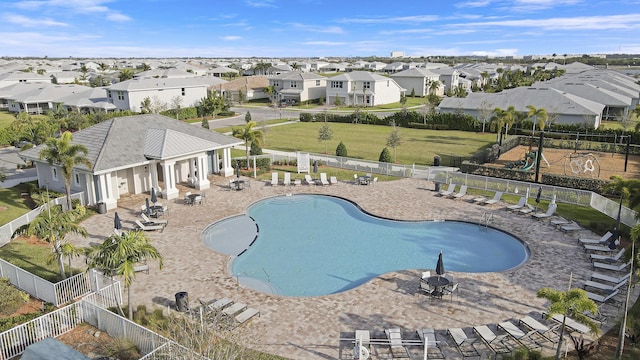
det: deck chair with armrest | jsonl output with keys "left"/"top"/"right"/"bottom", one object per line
{"left": 590, "top": 248, "right": 625, "bottom": 263}
{"left": 417, "top": 328, "right": 445, "bottom": 359}
{"left": 320, "top": 173, "right": 330, "bottom": 185}
{"left": 447, "top": 328, "right": 480, "bottom": 358}
{"left": 135, "top": 220, "right": 164, "bottom": 232}
{"left": 591, "top": 271, "right": 630, "bottom": 284}
{"left": 498, "top": 321, "right": 543, "bottom": 351}
{"left": 593, "top": 261, "right": 630, "bottom": 272}
{"left": 234, "top": 307, "right": 259, "bottom": 325}
{"left": 519, "top": 316, "right": 560, "bottom": 344}
{"left": 141, "top": 212, "right": 168, "bottom": 225}
{"left": 579, "top": 231, "right": 614, "bottom": 245}
{"left": 484, "top": 191, "right": 503, "bottom": 205}
{"left": 385, "top": 328, "right": 410, "bottom": 358}
{"left": 283, "top": 172, "right": 291, "bottom": 186}
{"left": 506, "top": 195, "right": 527, "bottom": 210}
{"left": 271, "top": 172, "right": 279, "bottom": 186}
{"left": 450, "top": 185, "right": 467, "bottom": 199}
{"left": 532, "top": 203, "right": 557, "bottom": 219}
{"left": 439, "top": 183, "right": 456, "bottom": 197}
{"left": 473, "top": 325, "right": 511, "bottom": 356}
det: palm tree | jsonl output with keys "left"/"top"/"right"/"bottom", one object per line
{"left": 86, "top": 230, "right": 163, "bottom": 319}
{"left": 263, "top": 85, "right": 277, "bottom": 106}
{"left": 428, "top": 80, "right": 440, "bottom": 96}
{"left": 604, "top": 175, "right": 640, "bottom": 212}
{"left": 232, "top": 121, "right": 263, "bottom": 169}
{"left": 12, "top": 205, "right": 88, "bottom": 279}
{"left": 526, "top": 105, "right": 549, "bottom": 133}
{"left": 55, "top": 242, "right": 84, "bottom": 277}
{"left": 98, "top": 62, "right": 109, "bottom": 72}
{"left": 537, "top": 287, "right": 599, "bottom": 360}
{"left": 118, "top": 68, "right": 134, "bottom": 82}
{"left": 39, "top": 131, "right": 92, "bottom": 211}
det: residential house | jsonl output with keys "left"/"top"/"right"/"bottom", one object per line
{"left": 208, "top": 66, "right": 240, "bottom": 78}
{"left": 19, "top": 114, "right": 242, "bottom": 210}
{"left": 268, "top": 71, "right": 327, "bottom": 105}
{"left": 325, "top": 71, "right": 403, "bottom": 106}
{"left": 430, "top": 67, "right": 460, "bottom": 94}
{"left": 390, "top": 68, "right": 442, "bottom": 97}
{"left": 0, "top": 71, "right": 51, "bottom": 88}
{"left": 54, "top": 87, "right": 118, "bottom": 113}
{"left": 3, "top": 83, "right": 92, "bottom": 114}
{"left": 220, "top": 76, "right": 270, "bottom": 103}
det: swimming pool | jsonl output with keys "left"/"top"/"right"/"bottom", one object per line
{"left": 207, "top": 194, "right": 529, "bottom": 297}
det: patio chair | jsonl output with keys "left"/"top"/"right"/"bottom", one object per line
{"left": 532, "top": 203, "right": 557, "bottom": 219}
{"left": 442, "top": 281, "right": 459, "bottom": 302}
{"left": 283, "top": 172, "right": 291, "bottom": 186}
{"left": 271, "top": 172, "right": 279, "bottom": 186}
{"left": 141, "top": 212, "right": 168, "bottom": 225}
{"left": 580, "top": 231, "right": 614, "bottom": 245}
{"left": 372, "top": 177, "right": 378, "bottom": 186}
{"left": 304, "top": 174, "right": 316, "bottom": 185}
{"left": 447, "top": 328, "right": 480, "bottom": 358}
{"left": 484, "top": 191, "right": 503, "bottom": 205}
{"left": 473, "top": 325, "right": 511, "bottom": 356}
{"left": 506, "top": 196, "right": 527, "bottom": 210}
{"left": 330, "top": 176, "right": 338, "bottom": 185}
{"left": 384, "top": 328, "right": 410, "bottom": 358}
{"left": 320, "top": 173, "right": 330, "bottom": 185}
{"left": 593, "top": 261, "right": 630, "bottom": 272}
{"left": 184, "top": 192, "right": 192, "bottom": 205}
{"left": 134, "top": 220, "right": 164, "bottom": 232}
{"left": 450, "top": 185, "right": 467, "bottom": 199}
{"left": 439, "top": 183, "right": 456, "bottom": 197}
{"left": 419, "top": 280, "right": 436, "bottom": 298}
{"left": 591, "top": 271, "right": 630, "bottom": 284}
{"left": 590, "top": 248, "right": 625, "bottom": 263}
{"left": 417, "top": 328, "right": 445, "bottom": 359}
{"left": 353, "top": 174, "right": 358, "bottom": 184}
{"left": 354, "top": 330, "right": 371, "bottom": 360}
{"left": 498, "top": 321, "right": 542, "bottom": 351}
{"left": 519, "top": 316, "right": 560, "bottom": 344}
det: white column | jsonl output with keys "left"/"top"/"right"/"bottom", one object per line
{"left": 149, "top": 163, "right": 158, "bottom": 192}
{"left": 100, "top": 173, "right": 118, "bottom": 210}
{"left": 196, "top": 155, "right": 210, "bottom": 190}
{"left": 162, "top": 161, "right": 179, "bottom": 200}
{"left": 221, "top": 148, "right": 234, "bottom": 177}
{"left": 212, "top": 150, "right": 220, "bottom": 173}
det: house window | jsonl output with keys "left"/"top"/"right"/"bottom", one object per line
{"left": 387, "top": 81, "right": 390, "bottom": 87}
{"left": 366, "top": 95, "right": 371, "bottom": 104}
{"left": 52, "top": 167, "right": 58, "bottom": 181}
{"left": 74, "top": 172, "right": 80, "bottom": 186}
{"left": 181, "top": 88, "right": 186, "bottom": 96}
{"left": 273, "top": 81, "right": 280, "bottom": 87}
{"left": 316, "top": 80, "right": 320, "bottom": 86}
{"left": 290, "top": 81, "right": 297, "bottom": 88}
{"left": 117, "top": 91, "right": 124, "bottom": 100}
{"left": 363, "top": 81, "right": 371, "bottom": 89}
{"left": 107, "top": 90, "right": 111, "bottom": 98}
{"left": 331, "top": 81, "right": 343, "bottom": 88}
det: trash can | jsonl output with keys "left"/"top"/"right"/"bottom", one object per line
{"left": 97, "top": 202, "right": 107, "bottom": 214}
{"left": 175, "top": 291, "right": 189, "bottom": 312}
{"left": 434, "top": 182, "right": 441, "bottom": 192}
{"left": 433, "top": 155, "right": 440, "bottom": 167}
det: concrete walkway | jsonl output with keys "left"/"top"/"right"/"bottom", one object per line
{"left": 67, "top": 177, "right": 631, "bottom": 360}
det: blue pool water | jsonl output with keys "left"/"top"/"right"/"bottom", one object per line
{"left": 224, "top": 195, "right": 529, "bottom": 297}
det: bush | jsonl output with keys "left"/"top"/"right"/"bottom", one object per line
{"left": 336, "top": 141, "right": 348, "bottom": 157}
{"left": 250, "top": 141, "right": 263, "bottom": 155}
{"left": 0, "top": 278, "right": 30, "bottom": 316}
{"left": 379, "top": 147, "right": 392, "bottom": 163}
{"left": 300, "top": 113, "right": 314, "bottom": 122}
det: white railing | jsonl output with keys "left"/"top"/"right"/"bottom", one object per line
{"left": 0, "top": 192, "right": 85, "bottom": 247}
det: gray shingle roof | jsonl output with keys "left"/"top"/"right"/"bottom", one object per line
{"left": 21, "top": 114, "right": 242, "bottom": 173}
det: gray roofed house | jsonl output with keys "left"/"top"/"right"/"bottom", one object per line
{"left": 20, "top": 114, "right": 242, "bottom": 210}
{"left": 390, "top": 68, "right": 443, "bottom": 97}
{"left": 268, "top": 71, "right": 327, "bottom": 105}
{"left": 54, "top": 87, "right": 118, "bottom": 113}
{"left": 325, "top": 71, "right": 404, "bottom": 106}
{"left": 3, "top": 83, "right": 92, "bottom": 114}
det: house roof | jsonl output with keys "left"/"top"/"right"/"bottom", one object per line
{"left": 21, "top": 114, "right": 242, "bottom": 173}
{"left": 269, "top": 71, "right": 325, "bottom": 81}
{"left": 107, "top": 76, "right": 225, "bottom": 91}
{"left": 327, "top": 71, "right": 390, "bottom": 82}
{"left": 390, "top": 68, "right": 440, "bottom": 78}
{"left": 220, "top": 75, "right": 269, "bottom": 91}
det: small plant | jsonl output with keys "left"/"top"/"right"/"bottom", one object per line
{"left": 379, "top": 147, "right": 392, "bottom": 163}
{"left": 336, "top": 141, "right": 348, "bottom": 157}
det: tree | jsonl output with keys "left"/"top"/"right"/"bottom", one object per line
{"left": 12, "top": 205, "right": 87, "bottom": 279}
{"left": 410, "top": 88, "right": 416, "bottom": 97}
{"left": 526, "top": 105, "right": 549, "bottom": 133}
{"left": 170, "top": 96, "right": 183, "bottom": 120}
{"left": 201, "top": 118, "right": 209, "bottom": 129}
{"left": 537, "top": 287, "right": 599, "bottom": 360}
{"left": 231, "top": 121, "right": 263, "bottom": 169}
{"left": 79, "top": 65, "right": 89, "bottom": 83}
{"left": 249, "top": 141, "right": 262, "bottom": 155}
{"left": 140, "top": 97, "right": 152, "bottom": 114}
{"left": 118, "top": 68, "right": 134, "bottom": 82}
{"left": 334, "top": 96, "right": 343, "bottom": 107}
{"left": 317, "top": 124, "right": 333, "bottom": 154}
{"left": 379, "top": 147, "right": 392, "bottom": 163}
{"left": 604, "top": 175, "right": 640, "bottom": 212}
{"left": 620, "top": 110, "right": 638, "bottom": 131}
{"left": 399, "top": 93, "right": 407, "bottom": 107}
{"left": 238, "top": 89, "right": 245, "bottom": 104}
{"left": 478, "top": 100, "right": 493, "bottom": 134}
{"left": 245, "top": 111, "right": 252, "bottom": 123}
{"left": 39, "top": 131, "right": 92, "bottom": 211}
{"left": 263, "top": 85, "right": 277, "bottom": 106}
{"left": 336, "top": 141, "right": 347, "bottom": 157}
{"left": 616, "top": 224, "right": 639, "bottom": 359}
{"left": 150, "top": 95, "right": 167, "bottom": 114}
{"left": 490, "top": 106, "right": 518, "bottom": 144}
{"left": 140, "top": 63, "right": 151, "bottom": 71}
{"left": 386, "top": 122, "right": 402, "bottom": 162}
{"left": 428, "top": 80, "right": 440, "bottom": 96}
{"left": 98, "top": 62, "right": 109, "bottom": 72}
{"left": 86, "top": 230, "right": 163, "bottom": 319}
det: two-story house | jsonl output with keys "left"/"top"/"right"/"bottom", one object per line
{"left": 268, "top": 71, "right": 327, "bottom": 105}
{"left": 390, "top": 68, "right": 442, "bottom": 97}
{"left": 325, "top": 71, "right": 404, "bottom": 106}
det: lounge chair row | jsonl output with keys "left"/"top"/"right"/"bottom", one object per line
{"left": 202, "top": 297, "right": 260, "bottom": 327}
{"left": 270, "top": 172, "right": 338, "bottom": 186}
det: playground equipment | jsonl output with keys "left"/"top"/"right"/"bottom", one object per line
{"left": 504, "top": 150, "right": 549, "bottom": 171}
{"left": 563, "top": 152, "right": 601, "bottom": 178}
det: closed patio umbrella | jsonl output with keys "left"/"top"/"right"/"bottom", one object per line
{"left": 236, "top": 162, "right": 240, "bottom": 178}
{"left": 435, "top": 252, "right": 445, "bottom": 276}
{"left": 114, "top": 211, "right": 122, "bottom": 230}
{"left": 535, "top": 187, "right": 542, "bottom": 204}
{"left": 145, "top": 198, "right": 151, "bottom": 216}
{"left": 151, "top": 188, "right": 157, "bottom": 205}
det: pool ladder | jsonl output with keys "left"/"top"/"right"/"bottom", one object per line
{"left": 481, "top": 211, "right": 494, "bottom": 228}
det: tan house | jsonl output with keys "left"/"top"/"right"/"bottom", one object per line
{"left": 268, "top": 71, "right": 327, "bottom": 105}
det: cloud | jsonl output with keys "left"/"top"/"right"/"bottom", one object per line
{"left": 302, "top": 41, "right": 347, "bottom": 46}
{"left": 451, "top": 14, "right": 640, "bottom": 31}
{"left": 4, "top": 13, "right": 69, "bottom": 27}
{"left": 338, "top": 15, "right": 439, "bottom": 24}
{"left": 106, "top": 12, "right": 131, "bottom": 22}
{"left": 289, "top": 23, "right": 345, "bottom": 34}
{"left": 508, "top": 0, "right": 584, "bottom": 12}
{"left": 470, "top": 48, "right": 519, "bottom": 57}
{"left": 221, "top": 36, "right": 242, "bottom": 41}
{"left": 244, "top": 0, "right": 277, "bottom": 8}
{"left": 454, "top": 0, "right": 492, "bottom": 8}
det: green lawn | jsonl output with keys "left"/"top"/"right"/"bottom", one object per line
{"left": 0, "top": 110, "right": 16, "bottom": 128}
{"left": 0, "top": 186, "right": 34, "bottom": 226}
{"left": 247, "top": 122, "right": 495, "bottom": 165}
{"left": 0, "top": 237, "right": 64, "bottom": 282}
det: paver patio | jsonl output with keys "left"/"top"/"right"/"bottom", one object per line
{"left": 68, "top": 177, "right": 629, "bottom": 360}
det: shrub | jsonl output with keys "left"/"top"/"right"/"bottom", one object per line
{"left": 250, "top": 141, "right": 263, "bottom": 155}
{"left": 379, "top": 147, "right": 392, "bottom": 163}
{"left": 0, "top": 278, "right": 30, "bottom": 316}
{"left": 299, "top": 113, "right": 314, "bottom": 122}
{"left": 201, "top": 118, "right": 209, "bottom": 129}
{"left": 336, "top": 141, "right": 348, "bottom": 157}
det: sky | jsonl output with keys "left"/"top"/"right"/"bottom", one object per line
{"left": 1, "top": 0, "right": 639, "bottom": 58}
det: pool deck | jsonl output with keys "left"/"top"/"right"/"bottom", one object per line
{"left": 68, "top": 177, "right": 635, "bottom": 360}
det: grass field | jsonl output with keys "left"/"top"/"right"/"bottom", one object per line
{"left": 0, "top": 186, "right": 34, "bottom": 226}
{"left": 0, "top": 110, "right": 17, "bottom": 128}
{"left": 245, "top": 122, "right": 495, "bottom": 165}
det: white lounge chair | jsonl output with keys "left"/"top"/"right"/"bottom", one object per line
{"left": 417, "top": 328, "right": 445, "bottom": 359}
{"left": 506, "top": 196, "right": 527, "bottom": 210}
{"left": 584, "top": 239, "right": 619, "bottom": 253}
{"left": 484, "top": 191, "right": 503, "bottom": 205}
{"left": 208, "top": 297, "right": 233, "bottom": 311}
{"left": 519, "top": 316, "right": 560, "bottom": 344}
{"left": 585, "top": 289, "right": 620, "bottom": 304}
{"left": 319, "top": 173, "right": 329, "bottom": 185}
{"left": 283, "top": 172, "right": 291, "bottom": 186}
{"left": 385, "top": 328, "right": 410, "bottom": 358}
{"left": 593, "top": 261, "right": 630, "bottom": 272}
{"left": 533, "top": 203, "right": 557, "bottom": 219}
{"left": 580, "top": 231, "right": 614, "bottom": 245}
{"left": 134, "top": 220, "right": 164, "bottom": 232}
{"left": 304, "top": 174, "right": 316, "bottom": 185}
{"left": 584, "top": 278, "right": 628, "bottom": 293}
{"left": 271, "top": 172, "right": 279, "bottom": 186}
{"left": 591, "top": 271, "right": 630, "bottom": 284}
{"left": 330, "top": 176, "right": 338, "bottom": 185}
{"left": 519, "top": 204, "right": 535, "bottom": 214}
{"left": 222, "top": 302, "right": 247, "bottom": 316}
{"left": 473, "top": 325, "right": 511, "bottom": 355}
{"left": 549, "top": 314, "right": 590, "bottom": 333}
{"left": 560, "top": 222, "right": 582, "bottom": 232}
{"left": 439, "top": 183, "right": 456, "bottom": 197}
{"left": 550, "top": 217, "right": 571, "bottom": 226}
{"left": 447, "top": 328, "right": 480, "bottom": 358}
{"left": 354, "top": 330, "right": 371, "bottom": 360}
{"left": 590, "top": 248, "right": 625, "bottom": 263}
{"left": 498, "top": 321, "right": 542, "bottom": 351}
{"left": 235, "top": 307, "right": 260, "bottom": 325}
{"left": 141, "top": 212, "right": 168, "bottom": 225}
{"left": 450, "top": 185, "right": 467, "bottom": 199}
